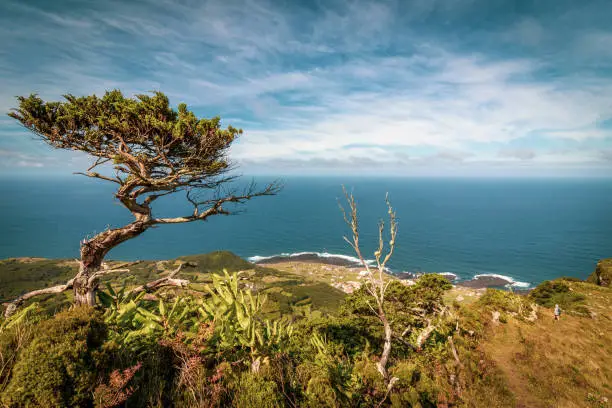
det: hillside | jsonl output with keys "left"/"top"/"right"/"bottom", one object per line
{"left": 481, "top": 280, "right": 612, "bottom": 407}
{"left": 587, "top": 258, "right": 612, "bottom": 287}
{"left": 1, "top": 252, "right": 610, "bottom": 407}
{"left": 0, "top": 252, "right": 347, "bottom": 317}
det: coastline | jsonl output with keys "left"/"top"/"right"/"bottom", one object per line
{"left": 250, "top": 252, "right": 532, "bottom": 290}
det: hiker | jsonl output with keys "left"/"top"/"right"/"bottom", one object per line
{"left": 554, "top": 304, "right": 561, "bottom": 321}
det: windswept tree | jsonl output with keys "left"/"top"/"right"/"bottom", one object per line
{"left": 5, "top": 90, "right": 279, "bottom": 315}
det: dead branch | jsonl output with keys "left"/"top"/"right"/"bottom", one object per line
{"left": 125, "top": 264, "right": 188, "bottom": 296}
{"left": 74, "top": 171, "right": 123, "bottom": 185}
{"left": 88, "top": 261, "right": 142, "bottom": 286}
{"left": 150, "top": 181, "right": 281, "bottom": 225}
{"left": 3, "top": 262, "right": 186, "bottom": 318}
{"left": 415, "top": 320, "right": 436, "bottom": 350}
{"left": 3, "top": 280, "right": 74, "bottom": 318}
{"left": 448, "top": 336, "right": 463, "bottom": 367}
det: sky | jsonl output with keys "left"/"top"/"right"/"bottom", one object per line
{"left": 1, "top": 0, "right": 612, "bottom": 177}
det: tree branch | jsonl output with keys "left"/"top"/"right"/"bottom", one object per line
{"left": 415, "top": 320, "right": 436, "bottom": 351}
{"left": 87, "top": 261, "right": 142, "bottom": 286}
{"left": 87, "top": 156, "right": 112, "bottom": 172}
{"left": 150, "top": 182, "right": 281, "bottom": 225}
{"left": 125, "top": 264, "right": 188, "bottom": 295}
{"left": 3, "top": 280, "right": 74, "bottom": 318}
{"left": 2, "top": 261, "right": 180, "bottom": 318}
{"left": 74, "top": 171, "right": 123, "bottom": 185}
{"left": 448, "top": 335, "right": 463, "bottom": 367}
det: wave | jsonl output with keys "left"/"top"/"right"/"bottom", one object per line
{"left": 395, "top": 271, "right": 459, "bottom": 281}
{"left": 438, "top": 272, "right": 459, "bottom": 280}
{"left": 248, "top": 252, "right": 530, "bottom": 288}
{"left": 248, "top": 251, "right": 376, "bottom": 267}
{"left": 472, "top": 273, "right": 530, "bottom": 288}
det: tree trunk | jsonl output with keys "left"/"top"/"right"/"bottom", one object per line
{"left": 74, "top": 220, "right": 150, "bottom": 306}
{"left": 377, "top": 309, "right": 392, "bottom": 380}
{"left": 73, "top": 262, "right": 102, "bottom": 306}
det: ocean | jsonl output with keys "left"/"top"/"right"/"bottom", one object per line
{"left": 1, "top": 175, "right": 611, "bottom": 288}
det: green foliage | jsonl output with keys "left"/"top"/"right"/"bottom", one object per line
{"left": 101, "top": 283, "right": 202, "bottom": 353}
{"left": 478, "top": 288, "right": 532, "bottom": 318}
{"left": 341, "top": 275, "right": 452, "bottom": 356}
{"left": 230, "top": 371, "right": 283, "bottom": 408}
{"left": 9, "top": 91, "right": 239, "bottom": 176}
{"left": 529, "top": 280, "right": 571, "bottom": 307}
{"left": 0, "top": 302, "right": 42, "bottom": 332}
{"left": 1, "top": 257, "right": 607, "bottom": 407}
{"left": 1, "top": 306, "right": 107, "bottom": 407}
{"left": 529, "top": 280, "right": 588, "bottom": 315}
{"left": 0, "top": 303, "right": 42, "bottom": 395}
{"left": 200, "top": 270, "right": 293, "bottom": 361}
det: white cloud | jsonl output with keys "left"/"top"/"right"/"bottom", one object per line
{"left": 16, "top": 160, "right": 44, "bottom": 168}
{"left": 1, "top": 0, "right": 611, "bottom": 176}
{"left": 228, "top": 52, "right": 612, "bottom": 167}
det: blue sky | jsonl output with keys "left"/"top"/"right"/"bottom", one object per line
{"left": 1, "top": 0, "right": 612, "bottom": 177}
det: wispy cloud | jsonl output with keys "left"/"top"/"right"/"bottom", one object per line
{"left": 1, "top": 0, "right": 611, "bottom": 176}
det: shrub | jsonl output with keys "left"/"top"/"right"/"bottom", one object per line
{"left": 559, "top": 276, "right": 583, "bottom": 282}
{"left": 586, "top": 259, "right": 612, "bottom": 287}
{"left": 529, "top": 280, "right": 587, "bottom": 313}
{"left": 478, "top": 288, "right": 531, "bottom": 318}
{"left": 121, "top": 344, "right": 176, "bottom": 408}
{"left": 340, "top": 276, "right": 452, "bottom": 359}
{"left": 231, "top": 371, "right": 283, "bottom": 408}
{"left": 0, "top": 303, "right": 42, "bottom": 394}
{"left": 94, "top": 362, "right": 142, "bottom": 408}
{"left": 1, "top": 306, "right": 107, "bottom": 407}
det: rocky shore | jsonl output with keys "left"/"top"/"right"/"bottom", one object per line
{"left": 252, "top": 258, "right": 529, "bottom": 292}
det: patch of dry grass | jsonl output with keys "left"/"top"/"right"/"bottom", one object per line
{"left": 480, "top": 282, "right": 612, "bottom": 408}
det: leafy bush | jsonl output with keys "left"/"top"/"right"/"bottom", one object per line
{"left": 529, "top": 280, "right": 587, "bottom": 314}
{"left": 1, "top": 306, "right": 107, "bottom": 407}
{"left": 478, "top": 289, "right": 532, "bottom": 318}
{"left": 231, "top": 371, "right": 283, "bottom": 408}
{"left": 200, "top": 270, "right": 293, "bottom": 365}
{"left": 559, "top": 276, "right": 583, "bottom": 282}
{"left": 0, "top": 303, "right": 42, "bottom": 394}
{"left": 341, "top": 276, "right": 452, "bottom": 357}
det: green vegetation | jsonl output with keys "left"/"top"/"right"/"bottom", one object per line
{"left": 2, "top": 307, "right": 107, "bottom": 407}
{"left": 1, "top": 253, "right": 611, "bottom": 407}
{"left": 481, "top": 280, "right": 612, "bottom": 408}
{"left": 0, "top": 258, "right": 77, "bottom": 301}
{"left": 529, "top": 279, "right": 589, "bottom": 315}
{"left": 587, "top": 258, "right": 612, "bottom": 287}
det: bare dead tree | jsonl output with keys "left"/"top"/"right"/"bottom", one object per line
{"left": 339, "top": 186, "right": 397, "bottom": 381}
{"left": 6, "top": 91, "right": 280, "bottom": 315}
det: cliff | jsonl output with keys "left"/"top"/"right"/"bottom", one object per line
{"left": 587, "top": 258, "right": 612, "bottom": 287}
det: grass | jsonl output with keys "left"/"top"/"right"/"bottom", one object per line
{"left": 480, "top": 281, "right": 612, "bottom": 408}
{"left": 0, "top": 258, "right": 78, "bottom": 302}
{"left": 529, "top": 279, "right": 590, "bottom": 316}
{"left": 0, "top": 252, "right": 347, "bottom": 318}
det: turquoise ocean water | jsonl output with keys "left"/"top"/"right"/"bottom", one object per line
{"left": 1, "top": 175, "right": 611, "bottom": 288}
